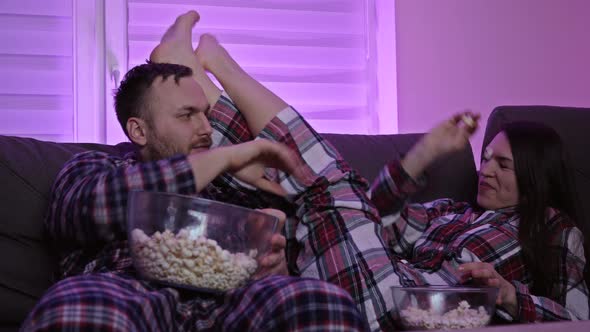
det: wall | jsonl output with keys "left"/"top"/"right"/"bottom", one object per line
{"left": 395, "top": 0, "right": 590, "bottom": 162}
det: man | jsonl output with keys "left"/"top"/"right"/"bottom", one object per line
{"left": 20, "top": 11, "right": 369, "bottom": 332}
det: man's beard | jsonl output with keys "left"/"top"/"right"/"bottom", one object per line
{"left": 144, "top": 131, "right": 186, "bottom": 161}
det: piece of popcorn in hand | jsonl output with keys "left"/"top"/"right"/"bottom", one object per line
{"left": 461, "top": 114, "right": 476, "bottom": 128}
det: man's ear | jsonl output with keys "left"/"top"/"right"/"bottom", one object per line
{"left": 127, "top": 117, "right": 148, "bottom": 146}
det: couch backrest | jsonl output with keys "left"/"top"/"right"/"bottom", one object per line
{"left": 322, "top": 133, "right": 478, "bottom": 204}
{"left": 482, "top": 105, "right": 590, "bottom": 234}
{"left": 0, "top": 136, "right": 131, "bottom": 325}
{"left": 0, "top": 132, "right": 478, "bottom": 326}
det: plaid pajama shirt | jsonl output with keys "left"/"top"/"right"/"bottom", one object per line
{"left": 21, "top": 94, "right": 371, "bottom": 332}
{"left": 370, "top": 161, "right": 589, "bottom": 322}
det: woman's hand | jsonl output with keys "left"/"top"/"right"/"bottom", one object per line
{"left": 401, "top": 111, "right": 480, "bottom": 179}
{"left": 459, "top": 262, "right": 518, "bottom": 316}
{"left": 422, "top": 112, "right": 480, "bottom": 157}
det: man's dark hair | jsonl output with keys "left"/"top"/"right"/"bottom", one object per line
{"left": 502, "top": 121, "right": 589, "bottom": 300}
{"left": 114, "top": 62, "right": 193, "bottom": 138}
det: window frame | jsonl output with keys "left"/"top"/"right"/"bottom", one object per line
{"left": 93, "top": 0, "right": 397, "bottom": 143}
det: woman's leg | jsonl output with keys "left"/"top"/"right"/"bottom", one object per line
{"left": 149, "top": 10, "right": 253, "bottom": 148}
{"left": 195, "top": 34, "right": 287, "bottom": 137}
{"left": 149, "top": 10, "right": 221, "bottom": 107}
{"left": 194, "top": 34, "right": 406, "bottom": 331}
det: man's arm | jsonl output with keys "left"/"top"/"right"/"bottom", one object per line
{"left": 45, "top": 151, "right": 197, "bottom": 247}
{"left": 46, "top": 142, "right": 299, "bottom": 248}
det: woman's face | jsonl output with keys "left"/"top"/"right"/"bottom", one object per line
{"left": 477, "top": 132, "right": 520, "bottom": 210}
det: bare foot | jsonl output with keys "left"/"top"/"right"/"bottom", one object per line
{"left": 149, "top": 10, "right": 200, "bottom": 70}
{"left": 195, "top": 34, "right": 233, "bottom": 72}
{"left": 150, "top": 11, "right": 221, "bottom": 104}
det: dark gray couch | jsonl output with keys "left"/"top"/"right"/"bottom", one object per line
{"left": 1, "top": 105, "right": 587, "bottom": 330}
{"left": 0, "top": 134, "right": 476, "bottom": 331}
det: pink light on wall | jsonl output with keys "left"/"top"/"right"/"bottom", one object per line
{"left": 395, "top": 0, "right": 590, "bottom": 162}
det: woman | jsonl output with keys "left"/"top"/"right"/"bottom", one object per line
{"left": 370, "top": 114, "right": 590, "bottom": 322}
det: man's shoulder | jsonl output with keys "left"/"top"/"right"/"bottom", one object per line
{"left": 70, "top": 149, "right": 137, "bottom": 161}
{"left": 61, "top": 149, "right": 139, "bottom": 173}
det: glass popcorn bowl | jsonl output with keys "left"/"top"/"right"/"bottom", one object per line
{"left": 391, "top": 286, "right": 499, "bottom": 330}
{"left": 127, "top": 191, "right": 279, "bottom": 293}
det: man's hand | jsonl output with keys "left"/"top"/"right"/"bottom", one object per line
{"left": 253, "top": 209, "right": 289, "bottom": 278}
{"left": 227, "top": 139, "right": 304, "bottom": 197}
{"left": 459, "top": 262, "right": 518, "bottom": 316}
{"left": 189, "top": 139, "right": 303, "bottom": 196}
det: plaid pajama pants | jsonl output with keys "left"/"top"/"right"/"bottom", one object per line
{"left": 21, "top": 273, "right": 368, "bottom": 331}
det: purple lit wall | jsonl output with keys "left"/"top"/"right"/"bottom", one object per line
{"left": 395, "top": 0, "right": 590, "bottom": 162}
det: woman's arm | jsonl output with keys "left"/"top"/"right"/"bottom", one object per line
{"left": 370, "top": 161, "right": 465, "bottom": 256}
{"left": 512, "top": 226, "right": 588, "bottom": 321}
{"left": 460, "top": 226, "right": 589, "bottom": 322}
{"left": 369, "top": 112, "right": 479, "bottom": 256}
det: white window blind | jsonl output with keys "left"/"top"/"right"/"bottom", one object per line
{"left": 126, "top": 0, "right": 378, "bottom": 134}
{"left": 0, "top": 0, "right": 74, "bottom": 142}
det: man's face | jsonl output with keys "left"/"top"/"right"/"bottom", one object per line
{"left": 143, "top": 76, "right": 212, "bottom": 160}
{"left": 476, "top": 131, "right": 519, "bottom": 210}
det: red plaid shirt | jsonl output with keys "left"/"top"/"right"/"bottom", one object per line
{"left": 370, "top": 161, "right": 589, "bottom": 322}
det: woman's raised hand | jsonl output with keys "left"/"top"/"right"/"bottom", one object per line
{"left": 401, "top": 111, "right": 480, "bottom": 179}
{"left": 422, "top": 111, "right": 480, "bottom": 158}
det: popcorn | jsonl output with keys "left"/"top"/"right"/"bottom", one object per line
{"left": 130, "top": 228, "right": 258, "bottom": 291}
{"left": 461, "top": 114, "right": 476, "bottom": 128}
{"left": 484, "top": 147, "right": 494, "bottom": 160}
{"left": 400, "top": 300, "right": 491, "bottom": 330}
